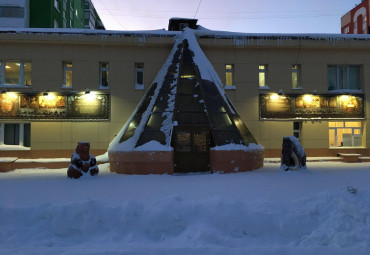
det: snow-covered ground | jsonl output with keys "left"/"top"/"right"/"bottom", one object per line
{"left": 1, "top": 162, "right": 369, "bottom": 255}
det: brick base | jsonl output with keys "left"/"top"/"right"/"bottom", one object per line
{"left": 109, "top": 150, "right": 174, "bottom": 175}
{"left": 210, "top": 149, "right": 264, "bottom": 173}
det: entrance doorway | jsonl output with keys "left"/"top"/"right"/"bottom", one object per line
{"left": 172, "top": 126, "right": 210, "bottom": 173}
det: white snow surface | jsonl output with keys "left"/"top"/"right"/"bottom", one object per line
{"left": 1, "top": 162, "right": 370, "bottom": 254}
{"left": 211, "top": 143, "right": 264, "bottom": 152}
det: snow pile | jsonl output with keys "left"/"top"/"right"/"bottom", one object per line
{"left": 1, "top": 162, "right": 370, "bottom": 254}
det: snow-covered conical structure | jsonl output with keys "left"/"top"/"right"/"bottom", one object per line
{"left": 108, "top": 29, "right": 264, "bottom": 174}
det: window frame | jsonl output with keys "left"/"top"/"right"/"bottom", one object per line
{"left": 329, "top": 121, "right": 364, "bottom": 148}
{"left": 259, "top": 64, "right": 268, "bottom": 89}
{"left": 63, "top": 61, "right": 73, "bottom": 88}
{"left": 292, "top": 64, "right": 301, "bottom": 89}
{"left": 99, "top": 62, "right": 109, "bottom": 88}
{"left": 224, "top": 64, "right": 235, "bottom": 90}
{"left": 135, "top": 63, "right": 144, "bottom": 90}
{"left": 0, "top": 61, "right": 31, "bottom": 87}
{"left": 328, "top": 65, "right": 361, "bottom": 91}
{"left": 0, "top": 123, "right": 31, "bottom": 148}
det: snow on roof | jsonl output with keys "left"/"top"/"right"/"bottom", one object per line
{"left": 2, "top": 26, "right": 370, "bottom": 42}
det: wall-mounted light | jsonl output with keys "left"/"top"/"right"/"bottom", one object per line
{"left": 277, "top": 89, "right": 284, "bottom": 96}
{"left": 85, "top": 88, "right": 90, "bottom": 95}
{"left": 0, "top": 89, "right": 7, "bottom": 94}
{"left": 311, "top": 90, "right": 318, "bottom": 95}
{"left": 43, "top": 91, "right": 49, "bottom": 96}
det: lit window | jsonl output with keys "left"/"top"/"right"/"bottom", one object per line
{"left": 328, "top": 65, "right": 361, "bottom": 91}
{"left": 259, "top": 65, "right": 267, "bottom": 88}
{"left": 0, "top": 123, "right": 30, "bottom": 147}
{"left": 225, "top": 64, "right": 234, "bottom": 89}
{"left": 292, "top": 65, "right": 300, "bottom": 89}
{"left": 329, "top": 121, "right": 363, "bottom": 147}
{"left": 135, "top": 63, "right": 144, "bottom": 90}
{"left": 0, "top": 61, "right": 31, "bottom": 87}
{"left": 63, "top": 61, "right": 72, "bottom": 87}
{"left": 100, "top": 62, "right": 109, "bottom": 88}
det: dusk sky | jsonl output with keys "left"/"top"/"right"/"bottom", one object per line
{"left": 91, "top": 0, "right": 360, "bottom": 33}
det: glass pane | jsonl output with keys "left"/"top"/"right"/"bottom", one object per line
{"left": 226, "top": 71, "right": 233, "bottom": 86}
{"left": 259, "top": 72, "right": 265, "bottom": 87}
{"left": 337, "top": 128, "right": 344, "bottom": 146}
{"left": 65, "top": 70, "right": 72, "bottom": 86}
{"left": 292, "top": 72, "right": 298, "bottom": 88}
{"left": 0, "top": 61, "right": 2, "bottom": 83}
{"left": 24, "top": 62, "right": 31, "bottom": 86}
{"left": 259, "top": 65, "right": 265, "bottom": 70}
{"left": 339, "top": 66, "right": 347, "bottom": 89}
{"left": 5, "top": 62, "right": 20, "bottom": 85}
{"left": 328, "top": 122, "right": 335, "bottom": 128}
{"left": 335, "top": 122, "right": 344, "bottom": 128}
{"left": 136, "top": 71, "right": 143, "bottom": 85}
{"left": 23, "top": 123, "right": 31, "bottom": 147}
{"left": 101, "top": 70, "right": 108, "bottom": 87}
{"left": 327, "top": 66, "right": 337, "bottom": 90}
{"left": 348, "top": 66, "right": 360, "bottom": 90}
{"left": 176, "top": 131, "right": 191, "bottom": 151}
{"left": 4, "top": 124, "right": 19, "bottom": 145}
{"left": 345, "top": 121, "right": 361, "bottom": 128}
{"left": 193, "top": 131, "right": 207, "bottom": 152}
{"left": 329, "top": 129, "right": 335, "bottom": 147}
{"left": 354, "top": 129, "right": 361, "bottom": 135}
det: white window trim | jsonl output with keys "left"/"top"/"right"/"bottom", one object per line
{"left": 0, "top": 123, "right": 30, "bottom": 150}
{"left": 135, "top": 63, "right": 144, "bottom": 90}
{"left": 0, "top": 61, "right": 31, "bottom": 88}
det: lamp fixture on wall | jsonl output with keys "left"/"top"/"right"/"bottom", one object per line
{"left": 85, "top": 88, "right": 91, "bottom": 94}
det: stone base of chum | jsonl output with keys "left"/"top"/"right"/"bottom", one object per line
{"left": 109, "top": 149, "right": 264, "bottom": 175}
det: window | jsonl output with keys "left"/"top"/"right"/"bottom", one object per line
{"left": 328, "top": 66, "right": 361, "bottom": 91}
{"left": 343, "top": 26, "right": 349, "bottom": 34}
{"left": 259, "top": 65, "right": 268, "bottom": 88}
{"left": 0, "top": 61, "right": 31, "bottom": 87}
{"left": 292, "top": 65, "right": 300, "bottom": 89}
{"left": 0, "top": 123, "right": 30, "bottom": 147}
{"left": 63, "top": 62, "right": 72, "bottom": 87}
{"left": 329, "top": 121, "right": 363, "bottom": 147}
{"left": 135, "top": 63, "right": 144, "bottom": 90}
{"left": 293, "top": 121, "right": 301, "bottom": 140}
{"left": 225, "top": 64, "right": 235, "bottom": 89}
{"left": 0, "top": 6, "right": 25, "bottom": 18}
{"left": 100, "top": 62, "right": 109, "bottom": 88}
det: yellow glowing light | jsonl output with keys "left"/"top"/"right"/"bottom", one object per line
{"left": 5, "top": 92, "right": 18, "bottom": 99}
{"left": 5, "top": 65, "right": 11, "bottom": 69}
{"left": 44, "top": 93, "right": 56, "bottom": 101}
{"left": 340, "top": 95, "right": 350, "bottom": 101}
{"left": 83, "top": 92, "right": 97, "bottom": 102}
{"left": 303, "top": 94, "right": 312, "bottom": 102}
{"left": 269, "top": 93, "right": 279, "bottom": 100}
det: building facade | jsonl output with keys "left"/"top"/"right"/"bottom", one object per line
{"left": 0, "top": 28, "right": 369, "bottom": 160}
{"left": 0, "top": 0, "right": 104, "bottom": 29}
{"left": 341, "top": 0, "right": 369, "bottom": 34}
